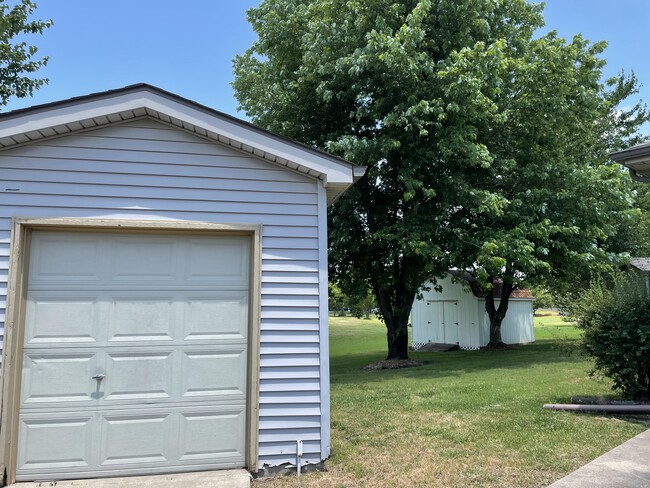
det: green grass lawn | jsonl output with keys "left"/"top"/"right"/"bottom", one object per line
{"left": 256, "top": 316, "right": 647, "bottom": 488}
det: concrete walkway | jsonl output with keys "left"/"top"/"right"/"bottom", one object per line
{"left": 547, "top": 428, "right": 650, "bottom": 488}
{"left": 10, "top": 469, "right": 252, "bottom": 488}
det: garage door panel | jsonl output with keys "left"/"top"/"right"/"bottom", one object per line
{"left": 18, "top": 415, "right": 94, "bottom": 471}
{"left": 100, "top": 413, "right": 173, "bottom": 466}
{"left": 184, "top": 293, "right": 248, "bottom": 341}
{"left": 26, "top": 296, "right": 99, "bottom": 345}
{"left": 185, "top": 239, "right": 249, "bottom": 286}
{"left": 29, "top": 235, "right": 103, "bottom": 284}
{"left": 108, "top": 296, "right": 176, "bottom": 343}
{"left": 109, "top": 238, "right": 176, "bottom": 282}
{"left": 21, "top": 352, "right": 98, "bottom": 404}
{"left": 181, "top": 347, "right": 247, "bottom": 399}
{"left": 179, "top": 409, "right": 245, "bottom": 462}
{"left": 104, "top": 352, "right": 174, "bottom": 401}
{"left": 19, "top": 231, "right": 250, "bottom": 479}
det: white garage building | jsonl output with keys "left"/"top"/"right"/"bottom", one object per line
{"left": 0, "top": 85, "right": 363, "bottom": 483}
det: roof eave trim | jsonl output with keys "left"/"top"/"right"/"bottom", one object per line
{"left": 610, "top": 145, "right": 650, "bottom": 163}
{"left": 0, "top": 85, "right": 361, "bottom": 187}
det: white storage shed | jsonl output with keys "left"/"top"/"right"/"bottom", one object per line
{"left": 411, "top": 273, "right": 535, "bottom": 350}
{"left": 0, "top": 84, "right": 364, "bottom": 484}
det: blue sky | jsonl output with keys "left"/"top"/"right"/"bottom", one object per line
{"left": 4, "top": 0, "right": 650, "bottom": 123}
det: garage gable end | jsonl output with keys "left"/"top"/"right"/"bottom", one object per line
{"left": 0, "top": 84, "right": 364, "bottom": 204}
{"left": 0, "top": 117, "right": 320, "bottom": 208}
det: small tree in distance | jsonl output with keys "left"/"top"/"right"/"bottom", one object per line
{"left": 350, "top": 291, "right": 377, "bottom": 320}
{"left": 234, "top": 0, "right": 647, "bottom": 359}
{"left": 327, "top": 282, "right": 348, "bottom": 317}
{"left": 328, "top": 282, "right": 378, "bottom": 319}
{"left": 530, "top": 286, "right": 555, "bottom": 313}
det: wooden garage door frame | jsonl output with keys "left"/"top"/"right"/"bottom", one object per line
{"left": 0, "top": 217, "right": 262, "bottom": 485}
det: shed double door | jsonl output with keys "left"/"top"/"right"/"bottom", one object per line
{"left": 428, "top": 301, "right": 459, "bottom": 344}
{"left": 16, "top": 231, "right": 250, "bottom": 481}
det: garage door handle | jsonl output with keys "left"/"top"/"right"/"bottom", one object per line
{"left": 92, "top": 374, "right": 106, "bottom": 381}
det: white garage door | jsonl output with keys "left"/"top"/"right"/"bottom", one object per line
{"left": 17, "top": 231, "right": 250, "bottom": 481}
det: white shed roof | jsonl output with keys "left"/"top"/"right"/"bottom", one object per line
{"left": 0, "top": 84, "right": 365, "bottom": 204}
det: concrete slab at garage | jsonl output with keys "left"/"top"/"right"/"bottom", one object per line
{"left": 9, "top": 469, "right": 252, "bottom": 488}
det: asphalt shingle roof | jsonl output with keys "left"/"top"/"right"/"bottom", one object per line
{"left": 630, "top": 257, "right": 650, "bottom": 272}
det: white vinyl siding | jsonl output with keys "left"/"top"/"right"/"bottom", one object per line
{"left": 0, "top": 117, "right": 325, "bottom": 470}
{"left": 481, "top": 299, "right": 535, "bottom": 345}
{"left": 412, "top": 278, "right": 479, "bottom": 349}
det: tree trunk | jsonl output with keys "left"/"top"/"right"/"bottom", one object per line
{"left": 375, "top": 288, "right": 411, "bottom": 360}
{"left": 488, "top": 312, "right": 504, "bottom": 345}
{"left": 384, "top": 314, "right": 409, "bottom": 360}
{"left": 372, "top": 276, "right": 414, "bottom": 360}
{"left": 484, "top": 279, "right": 515, "bottom": 349}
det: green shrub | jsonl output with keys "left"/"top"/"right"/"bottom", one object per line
{"left": 569, "top": 274, "right": 650, "bottom": 401}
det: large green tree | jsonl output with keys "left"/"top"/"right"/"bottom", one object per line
{"left": 233, "top": 0, "right": 647, "bottom": 358}
{"left": 0, "top": 0, "right": 51, "bottom": 107}
{"left": 443, "top": 48, "right": 648, "bottom": 345}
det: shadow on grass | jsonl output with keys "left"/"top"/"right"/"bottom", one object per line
{"left": 330, "top": 338, "right": 584, "bottom": 385}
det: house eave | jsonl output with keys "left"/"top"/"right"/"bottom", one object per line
{"left": 0, "top": 84, "right": 365, "bottom": 204}
{"left": 611, "top": 143, "right": 650, "bottom": 182}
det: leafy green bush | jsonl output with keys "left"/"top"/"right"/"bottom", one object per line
{"left": 569, "top": 274, "right": 650, "bottom": 400}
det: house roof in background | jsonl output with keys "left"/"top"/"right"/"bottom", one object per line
{"left": 630, "top": 257, "right": 650, "bottom": 272}
{"left": 0, "top": 83, "right": 365, "bottom": 204}
{"left": 447, "top": 270, "right": 534, "bottom": 300}
{"left": 481, "top": 282, "right": 535, "bottom": 300}
{"left": 610, "top": 142, "right": 650, "bottom": 181}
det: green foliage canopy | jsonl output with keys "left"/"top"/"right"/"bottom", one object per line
{"left": 234, "top": 0, "right": 648, "bottom": 358}
{"left": 0, "top": 0, "right": 51, "bottom": 108}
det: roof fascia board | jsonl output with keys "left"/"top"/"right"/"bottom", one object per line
{"left": 142, "top": 92, "right": 353, "bottom": 185}
{"left": 610, "top": 144, "right": 650, "bottom": 164}
{"left": 0, "top": 88, "right": 358, "bottom": 186}
{"left": 611, "top": 155, "right": 650, "bottom": 181}
{"left": 0, "top": 91, "right": 149, "bottom": 138}
{"left": 615, "top": 155, "right": 650, "bottom": 168}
